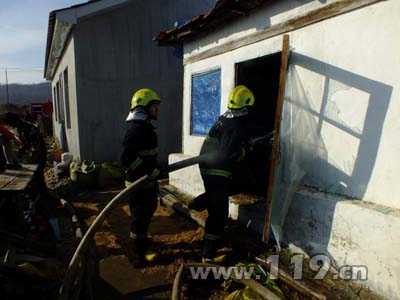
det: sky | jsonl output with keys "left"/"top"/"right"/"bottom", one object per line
{"left": 0, "top": 0, "right": 86, "bottom": 84}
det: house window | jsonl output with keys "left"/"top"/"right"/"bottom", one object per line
{"left": 191, "top": 69, "right": 221, "bottom": 136}
{"left": 56, "top": 81, "right": 62, "bottom": 123}
{"left": 58, "top": 74, "right": 65, "bottom": 123}
{"left": 63, "top": 68, "right": 71, "bottom": 129}
{"left": 53, "top": 86, "right": 58, "bottom": 122}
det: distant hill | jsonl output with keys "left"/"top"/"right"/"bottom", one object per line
{"left": 0, "top": 82, "right": 51, "bottom": 105}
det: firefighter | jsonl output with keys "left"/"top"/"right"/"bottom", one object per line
{"left": 4, "top": 112, "right": 47, "bottom": 190}
{"left": 121, "top": 88, "right": 161, "bottom": 266}
{"left": 189, "top": 85, "right": 255, "bottom": 263}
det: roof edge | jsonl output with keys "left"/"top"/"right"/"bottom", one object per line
{"left": 154, "top": 0, "right": 269, "bottom": 46}
{"left": 44, "top": 0, "right": 129, "bottom": 80}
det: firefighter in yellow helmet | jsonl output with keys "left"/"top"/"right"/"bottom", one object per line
{"left": 121, "top": 88, "right": 161, "bottom": 266}
{"left": 189, "top": 85, "right": 255, "bottom": 263}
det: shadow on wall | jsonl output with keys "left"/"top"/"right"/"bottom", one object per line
{"left": 289, "top": 52, "right": 392, "bottom": 199}
{"left": 279, "top": 52, "right": 392, "bottom": 262}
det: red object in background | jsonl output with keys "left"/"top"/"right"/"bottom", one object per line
{"left": 30, "top": 102, "right": 53, "bottom": 119}
{"left": 29, "top": 101, "right": 54, "bottom": 137}
{"left": 0, "top": 124, "right": 17, "bottom": 140}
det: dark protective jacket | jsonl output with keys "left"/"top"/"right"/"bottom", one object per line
{"left": 17, "top": 121, "right": 47, "bottom": 165}
{"left": 199, "top": 115, "right": 250, "bottom": 178}
{"left": 121, "top": 120, "right": 158, "bottom": 186}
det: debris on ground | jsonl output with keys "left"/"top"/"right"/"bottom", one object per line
{"left": 45, "top": 176, "right": 386, "bottom": 300}
{"left": 1, "top": 137, "right": 385, "bottom": 300}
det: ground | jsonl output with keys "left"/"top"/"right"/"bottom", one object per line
{"left": 45, "top": 168, "right": 387, "bottom": 300}
{"left": 46, "top": 172, "right": 205, "bottom": 299}
{"left": 43, "top": 137, "right": 387, "bottom": 300}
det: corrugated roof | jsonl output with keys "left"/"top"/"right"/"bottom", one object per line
{"left": 154, "top": 0, "right": 269, "bottom": 46}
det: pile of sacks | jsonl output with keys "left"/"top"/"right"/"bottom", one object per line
{"left": 54, "top": 153, "right": 124, "bottom": 187}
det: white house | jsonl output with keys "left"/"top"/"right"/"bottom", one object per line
{"left": 44, "top": 0, "right": 215, "bottom": 163}
{"left": 155, "top": 0, "right": 400, "bottom": 298}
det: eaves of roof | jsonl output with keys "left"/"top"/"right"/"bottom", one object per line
{"left": 44, "top": 0, "right": 103, "bottom": 79}
{"left": 154, "top": 0, "right": 269, "bottom": 46}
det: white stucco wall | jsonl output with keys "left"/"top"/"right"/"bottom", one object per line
{"left": 185, "top": 0, "right": 343, "bottom": 56}
{"left": 284, "top": 187, "right": 400, "bottom": 299}
{"left": 182, "top": 0, "right": 400, "bottom": 210}
{"left": 51, "top": 36, "right": 81, "bottom": 160}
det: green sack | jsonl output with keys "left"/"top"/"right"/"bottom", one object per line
{"left": 225, "top": 287, "right": 264, "bottom": 300}
{"left": 97, "top": 161, "right": 124, "bottom": 187}
{"left": 70, "top": 160, "right": 97, "bottom": 186}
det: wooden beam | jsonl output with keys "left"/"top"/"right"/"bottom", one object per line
{"left": 255, "top": 256, "right": 327, "bottom": 300}
{"left": 173, "top": 263, "right": 284, "bottom": 300}
{"left": 160, "top": 191, "right": 206, "bottom": 227}
{"left": 183, "top": 0, "right": 383, "bottom": 65}
{"left": 262, "top": 35, "right": 290, "bottom": 243}
{"left": 231, "top": 276, "right": 284, "bottom": 300}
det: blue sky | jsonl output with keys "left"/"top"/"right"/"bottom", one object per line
{"left": 0, "top": 0, "right": 85, "bottom": 84}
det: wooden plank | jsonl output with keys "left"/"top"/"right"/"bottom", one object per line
{"left": 229, "top": 193, "right": 265, "bottom": 206}
{"left": 161, "top": 184, "right": 194, "bottom": 205}
{"left": 0, "top": 164, "right": 38, "bottom": 191}
{"left": 262, "top": 35, "right": 290, "bottom": 243}
{"left": 255, "top": 256, "right": 327, "bottom": 300}
{"left": 231, "top": 275, "right": 283, "bottom": 300}
{"left": 183, "top": 0, "right": 382, "bottom": 65}
{"left": 161, "top": 192, "right": 206, "bottom": 227}
{"left": 0, "top": 176, "right": 13, "bottom": 190}
{"left": 162, "top": 184, "right": 263, "bottom": 206}
{"left": 175, "top": 263, "right": 283, "bottom": 300}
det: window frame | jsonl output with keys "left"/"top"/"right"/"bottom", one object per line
{"left": 53, "top": 86, "right": 58, "bottom": 122}
{"left": 63, "top": 68, "right": 71, "bottom": 129}
{"left": 190, "top": 68, "right": 222, "bottom": 137}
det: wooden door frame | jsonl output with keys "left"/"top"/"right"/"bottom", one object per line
{"left": 232, "top": 34, "right": 290, "bottom": 243}
{"left": 262, "top": 34, "right": 290, "bottom": 242}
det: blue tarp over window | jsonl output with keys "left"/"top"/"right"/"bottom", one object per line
{"left": 191, "top": 70, "right": 221, "bottom": 135}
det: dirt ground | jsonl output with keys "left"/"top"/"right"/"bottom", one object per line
{"left": 47, "top": 173, "right": 205, "bottom": 299}
{"left": 43, "top": 137, "right": 209, "bottom": 299}
{"left": 46, "top": 174, "right": 386, "bottom": 300}
{"left": 43, "top": 142, "right": 387, "bottom": 300}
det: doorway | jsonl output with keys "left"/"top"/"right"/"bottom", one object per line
{"left": 234, "top": 52, "right": 282, "bottom": 196}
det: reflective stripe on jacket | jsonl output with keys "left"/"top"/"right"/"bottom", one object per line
{"left": 199, "top": 115, "right": 249, "bottom": 177}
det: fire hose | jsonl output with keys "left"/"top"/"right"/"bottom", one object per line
{"left": 58, "top": 131, "right": 273, "bottom": 299}
{"left": 58, "top": 152, "right": 215, "bottom": 299}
